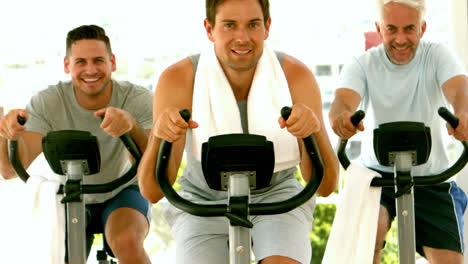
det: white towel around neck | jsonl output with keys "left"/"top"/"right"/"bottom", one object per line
{"left": 322, "top": 162, "right": 382, "bottom": 264}
{"left": 191, "top": 45, "right": 300, "bottom": 172}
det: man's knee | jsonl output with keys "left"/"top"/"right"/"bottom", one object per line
{"left": 423, "top": 247, "right": 464, "bottom": 264}
{"left": 105, "top": 208, "right": 148, "bottom": 256}
{"left": 107, "top": 230, "right": 143, "bottom": 254}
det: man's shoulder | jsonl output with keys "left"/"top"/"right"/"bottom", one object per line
{"left": 32, "top": 81, "right": 72, "bottom": 100}
{"left": 418, "top": 40, "right": 450, "bottom": 55}
{"left": 342, "top": 45, "right": 385, "bottom": 71}
{"left": 419, "top": 40, "right": 445, "bottom": 48}
{"left": 273, "top": 50, "right": 287, "bottom": 64}
{"left": 113, "top": 80, "right": 152, "bottom": 95}
{"left": 359, "top": 45, "right": 384, "bottom": 60}
{"left": 160, "top": 58, "right": 195, "bottom": 87}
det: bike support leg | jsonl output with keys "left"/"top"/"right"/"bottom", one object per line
{"left": 228, "top": 174, "right": 251, "bottom": 264}
{"left": 394, "top": 152, "right": 416, "bottom": 264}
{"left": 65, "top": 160, "right": 87, "bottom": 264}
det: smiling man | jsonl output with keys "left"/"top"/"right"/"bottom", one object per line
{"left": 329, "top": 0, "right": 468, "bottom": 263}
{"left": 0, "top": 25, "right": 153, "bottom": 264}
{"left": 137, "top": 0, "right": 339, "bottom": 263}
{"left": 377, "top": 1, "right": 425, "bottom": 65}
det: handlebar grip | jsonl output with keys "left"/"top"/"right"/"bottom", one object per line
{"left": 336, "top": 110, "right": 366, "bottom": 170}
{"left": 179, "top": 109, "right": 191, "bottom": 123}
{"left": 9, "top": 113, "right": 29, "bottom": 182}
{"left": 120, "top": 133, "right": 142, "bottom": 160}
{"left": 280, "top": 106, "right": 292, "bottom": 121}
{"left": 17, "top": 116, "right": 26, "bottom": 125}
{"left": 97, "top": 114, "right": 142, "bottom": 159}
{"left": 350, "top": 110, "right": 365, "bottom": 127}
{"left": 438, "top": 107, "right": 459, "bottom": 129}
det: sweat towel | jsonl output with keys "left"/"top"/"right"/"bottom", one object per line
{"left": 322, "top": 162, "right": 382, "bottom": 264}
{"left": 191, "top": 45, "right": 300, "bottom": 172}
{"left": 24, "top": 175, "right": 65, "bottom": 264}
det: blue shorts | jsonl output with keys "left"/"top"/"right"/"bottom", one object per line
{"left": 377, "top": 170, "right": 467, "bottom": 256}
{"left": 65, "top": 185, "right": 151, "bottom": 261}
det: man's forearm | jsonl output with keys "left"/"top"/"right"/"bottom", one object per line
{"left": 443, "top": 76, "right": 468, "bottom": 115}
{"left": 328, "top": 98, "right": 353, "bottom": 124}
{"left": 129, "top": 120, "right": 149, "bottom": 153}
{"left": 328, "top": 88, "right": 361, "bottom": 124}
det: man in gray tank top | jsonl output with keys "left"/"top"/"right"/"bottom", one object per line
{"left": 139, "top": 0, "right": 339, "bottom": 263}
{"left": 0, "top": 25, "right": 153, "bottom": 263}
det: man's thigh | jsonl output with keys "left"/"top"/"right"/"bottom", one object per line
{"left": 171, "top": 212, "right": 230, "bottom": 264}
{"left": 413, "top": 182, "right": 466, "bottom": 256}
{"left": 251, "top": 207, "right": 313, "bottom": 264}
{"left": 101, "top": 185, "right": 151, "bottom": 227}
{"left": 95, "top": 185, "right": 151, "bottom": 256}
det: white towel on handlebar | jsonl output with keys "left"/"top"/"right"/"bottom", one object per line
{"left": 322, "top": 162, "right": 382, "bottom": 264}
{"left": 25, "top": 175, "right": 65, "bottom": 264}
{"left": 191, "top": 45, "right": 300, "bottom": 172}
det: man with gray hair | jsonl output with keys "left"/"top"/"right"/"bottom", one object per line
{"left": 329, "top": 0, "right": 468, "bottom": 263}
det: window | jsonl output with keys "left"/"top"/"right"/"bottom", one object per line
{"left": 315, "top": 65, "right": 332, "bottom": 77}
{"left": 0, "top": 0, "right": 456, "bottom": 108}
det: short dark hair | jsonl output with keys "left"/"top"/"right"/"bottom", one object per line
{"left": 205, "top": 0, "right": 270, "bottom": 27}
{"left": 66, "top": 25, "right": 112, "bottom": 56}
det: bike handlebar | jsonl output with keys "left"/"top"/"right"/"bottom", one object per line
{"left": 8, "top": 116, "right": 142, "bottom": 194}
{"left": 337, "top": 110, "right": 365, "bottom": 169}
{"left": 156, "top": 107, "right": 324, "bottom": 216}
{"left": 438, "top": 107, "right": 459, "bottom": 128}
{"left": 337, "top": 107, "right": 468, "bottom": 187}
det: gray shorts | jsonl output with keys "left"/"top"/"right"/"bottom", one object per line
{"left": 162, "top": 178, "right": 315, "bottom": 264}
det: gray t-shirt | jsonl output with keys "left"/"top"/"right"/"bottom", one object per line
{"left": 26, "top": 80, "right": 153, "bottom": 204}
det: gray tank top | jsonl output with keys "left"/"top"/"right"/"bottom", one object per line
{"left": 180, "top": 52, "right": 296, "bottom": 201}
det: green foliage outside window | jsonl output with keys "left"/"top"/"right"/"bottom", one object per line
{"left": 311, "top": 203, "right": 335, "bottom": 263}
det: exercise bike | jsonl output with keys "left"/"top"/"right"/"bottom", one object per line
{"left": 155, "top": 107, "right": 324, "bottom": 264}
{"left": 9, "top": 116, "right": 142, "bottom": 264}
{"left": 336, "top": 107, "right": 468, "bottom": 264}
